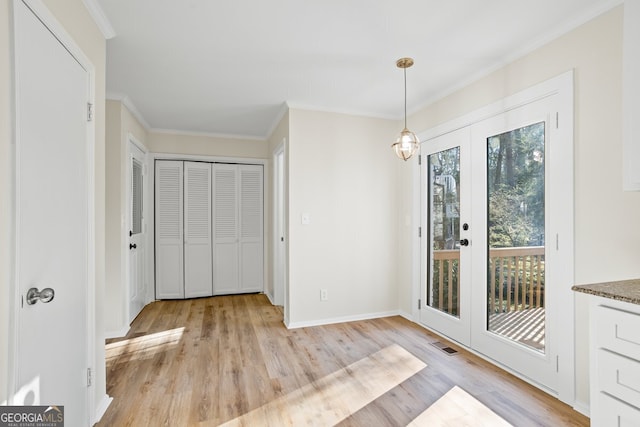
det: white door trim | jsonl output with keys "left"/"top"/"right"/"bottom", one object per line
{"left": 413, "top": 70, "right": 575, "bottom": 405}
{"left": 10, "top": 0, "right": 100, "bottom": 422}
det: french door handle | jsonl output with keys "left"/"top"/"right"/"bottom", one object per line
{"left": 130, "top": 243, "right": 137, "bottom": 250}
{"left": 459, "top": 239, "right": 469, "bottom": 246}
{"left": 26, "top": 287, "right": 55, "bottom": 305}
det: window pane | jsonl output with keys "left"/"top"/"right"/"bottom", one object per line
{"left": 486, "top": 122, "right": 545, "bottom": 353}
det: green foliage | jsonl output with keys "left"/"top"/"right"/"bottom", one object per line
{"left": 488, "top": 122, "right": 545, "bottom": 248}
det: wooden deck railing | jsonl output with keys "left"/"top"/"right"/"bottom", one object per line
{"left": 430, "top": 246, "right": 545, "bottom": 316}
{"left": 489, "top": 246, "right": 545, "bottom": 314}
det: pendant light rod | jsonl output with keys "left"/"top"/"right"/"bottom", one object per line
{"left": 396, "top": 57, "right": 413, "bottom": 129}
{"left": 404, "top": 67, "right": 407, "bottom": 129}
{"left": 391, "top": 57, "right": 419, "bottom": 161}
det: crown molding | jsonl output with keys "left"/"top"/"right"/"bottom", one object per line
{"left": 82, "top": 0, "right": 116, "bottom": 39}
{"left": 106, "top": 92, "right": 151, "bottom": 130}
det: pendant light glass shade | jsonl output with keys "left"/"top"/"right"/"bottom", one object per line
{"left": 392, "top": 128, "right": 420, "bottom": 161}
{"left": 391, "top": 57, "right": 420, "bottom": 161}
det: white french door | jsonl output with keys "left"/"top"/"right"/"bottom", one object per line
{"left": 419, "top": 126, "right": 471, "bottom": 346}
{"left": 420, "top": 84, "right": 574, "bottom": 395}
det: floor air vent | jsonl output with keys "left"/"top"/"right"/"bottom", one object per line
{"left": 431, "top": 341, "right": 459, "bottom": 355}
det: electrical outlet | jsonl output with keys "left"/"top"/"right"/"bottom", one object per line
{"left": 320, "top": 289, "right": 328, "bottom": 301}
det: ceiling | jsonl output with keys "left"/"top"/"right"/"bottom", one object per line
{"left": 96, "top": 0, "right": 620, "bottom": 140}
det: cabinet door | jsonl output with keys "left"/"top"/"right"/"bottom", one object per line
{"left": 239, "top": 165, "right": 264, "bottom": 292}
{"left": 184, "top": 162, "right": 212, "bottom": 298}
{"left": 155, "top": 160, "right": 184, "bottom": 299}
{"left": 213, "top": 164, "right": 240, "bottom": 294}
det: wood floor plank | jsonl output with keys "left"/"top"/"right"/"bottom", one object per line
{"left": 98, "top": 295, "right": 589, "bottom": 427}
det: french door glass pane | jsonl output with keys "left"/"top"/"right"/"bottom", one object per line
{"left": 428, "top": 147, "right": 460, "bottom": 317}
{"left": 486, "top": 122, "right": 545, "bottom": 353}
{"left": 131, "top": 159, "right": 143, "bottom": 235}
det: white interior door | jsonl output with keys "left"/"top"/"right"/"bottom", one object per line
{"left": 155, "top": 160, "right": 184, "bottom": 299}
{"left": 184, "top": 161, "right": 212, "bottom": 298}
{"left": 13, "top": 1, "right": 91, "bottom": 424}
{"left": 213, "top": 164, "right": 239, "bottom": 294}
{"left": 239, "top": 165, "right": 264, "bottom": 292}
{"left": 129, "top": 142, "right": 146, "bottom": 322}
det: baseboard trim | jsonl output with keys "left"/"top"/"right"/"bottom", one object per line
{"left": 286, "top": 310, "right": 401, "bottom": 329}
{"left": 105, "top": 325, "right": 130, "bottom": 339}
{"left": 398, "top": 310, "right": 414, "bottom": 322}
{"left": 573, "top": 400, "right": 590, "bottom": 418}
{"left": 93, "top": 394, "right": 113, "bottom": 424}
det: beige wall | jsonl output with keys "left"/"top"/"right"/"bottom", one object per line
{"left": 105, "top": 100, "right": 148, "bottom": 335}
{"left": 148, "top": 131, "right": 269, "bottom": 159}
{"left": 400, "top": 5, "right": 640, "bottom": 408}
{"left": 287, "top": 109, "right": 399, "bottom": 326}
{"left": 0, "top": 0, "right": 108, "bottom": 414}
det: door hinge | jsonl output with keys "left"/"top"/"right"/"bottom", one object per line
{"left": 555, "top": 112, "right": 559, "bottom": 129}
{"left": 556, "top": 355, "right": 559, "bottom": 372}
{"left": 87, "top": 103, "right": 94, "bottom": 122}
{"left": 418, "top": 299, "right": 422, "bottom": 310}
{"left": 418, "top": 155, "right": 422, "bottom": 165}
{"left": 418, "top": 227, "right": 422, "bottom": 238}
{"left": 87, "top": 368, "right": 93, "bottom": 387}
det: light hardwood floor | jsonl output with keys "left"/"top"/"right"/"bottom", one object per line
{"left": 98, "top": 294, "right": 588, "bottom": 426}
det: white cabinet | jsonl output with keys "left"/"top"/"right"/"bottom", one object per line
{"left": 155, "top": 160, "right": 264, "bottom": 299}
{"left": 213, "top": 164, "right": 264, "bottom": 295}
{"left": 590, "top": 298, "right": 640, "bottom": 425}
{"left": 624, "top": 0, "right": 640, "bottom": 190}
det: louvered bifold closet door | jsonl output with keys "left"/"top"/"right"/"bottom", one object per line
{"left": 155, "top": 160, "right": 184, "bottom": 299}
{"left": 239, "top": 165, "right": 264, "bottom": 292}
{"left": 184, "top": 162, "right": 212, "bottom": 298}
{"left": 213, "top": 164, "right": 240, "bottom": 294}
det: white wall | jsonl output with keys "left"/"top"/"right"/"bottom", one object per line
{"left": 287, "top": 109, "right": 400, "bottom": 326}
{"left": 105, "top": 100, "right": 148, "bottom": 335}
{"left": 0, "top": 0, "right": 108, "bottom": 414}
{"left": 400, "top": 5, "right": 640, "bottom": 408}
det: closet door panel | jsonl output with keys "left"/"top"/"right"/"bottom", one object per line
{"left": 213, "top": 164, "right": 240, "bottom": 294}
{"left": 184, "top": 162, "right": 212, "bottom": 298}
{"left": 155, "top": 160, "right": 184, "bottom": 299}
{"left": 239, "top": 165, "right": 264, "bottom": 292}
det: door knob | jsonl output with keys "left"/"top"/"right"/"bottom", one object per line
{"left": 26, "top": 287, "right": 55, "bottom": 305}
{"left": 459, "top": 239, "right": 469, "bottom": 246}
{"left": 130, "top": 243, "right": 137, "bottom": 250}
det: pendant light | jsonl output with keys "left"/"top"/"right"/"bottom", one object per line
{"left": 391, "top": 57, "right": 420, "bottom": 161}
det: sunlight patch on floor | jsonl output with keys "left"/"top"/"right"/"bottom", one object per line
{"left": 105, "top": 327, "right": 185, "bottom": 363}
{"left": 408, "top": 386, "right": 512, "bottom": 426}
{"left": 219, "top": 343, "right": 426, "bottom": 427}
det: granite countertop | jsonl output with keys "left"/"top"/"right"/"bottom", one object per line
{"left": 572, "top": 279, "right": 640, "bottom": 305}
